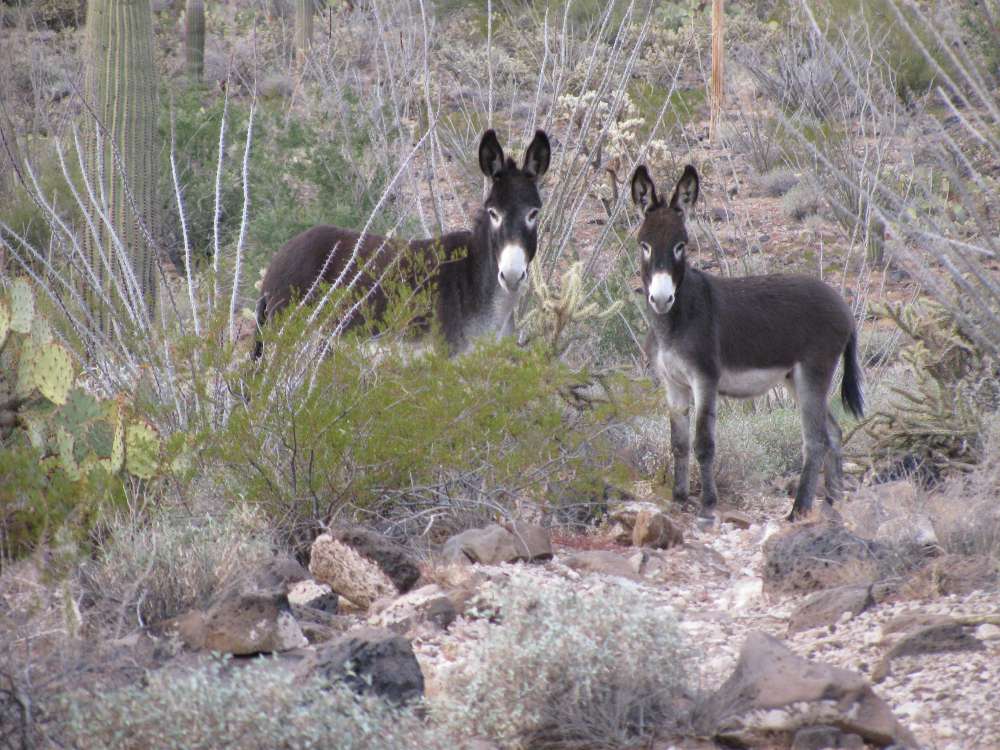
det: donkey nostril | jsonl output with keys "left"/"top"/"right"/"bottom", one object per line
{"left": 519, "top": 269, "right": 527, "bottom": 281}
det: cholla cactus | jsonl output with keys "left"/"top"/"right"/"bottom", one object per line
{"left": 522, "top": 262, "right": 623, "bottom": 357}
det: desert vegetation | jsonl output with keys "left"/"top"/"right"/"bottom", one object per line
{"left": 1, "top": 0, "right": 998, "bottom": 748}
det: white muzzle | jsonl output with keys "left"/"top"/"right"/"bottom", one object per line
{"left": 498, "top": 244, "right": 528, "bottom": 293}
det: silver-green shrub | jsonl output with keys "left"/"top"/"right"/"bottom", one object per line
{"left": 83, "top": 507, "right": 276, "bottom": 628}
{"left": 433, "top": 571, "right": 695, "bottom": 749}
{"left": 63, "top": 659, "right": 450, "bottom": 750}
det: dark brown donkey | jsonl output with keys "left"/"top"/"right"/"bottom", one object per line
{"left": 253, "top": 129, "right": 551, "bottom": 358}
{"left": 630, "top": 164, "right": 864, "bottom": 520}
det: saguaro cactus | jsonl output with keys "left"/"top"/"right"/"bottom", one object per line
{"left": 82, "top": 0, "right": 160, "bottom": 329}
{"left": 185, "top": 0, "right": 205, "bottom": 83}
{"left": 294, "top": 0, "right": 313, "bottom": 65}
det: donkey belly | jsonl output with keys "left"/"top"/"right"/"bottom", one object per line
{"left": 718, "top": 366, "right": 789, "bottom": 398}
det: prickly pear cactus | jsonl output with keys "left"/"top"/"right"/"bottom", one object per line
{"left": 0, "top": 280, "right": 163, "bottom": 481}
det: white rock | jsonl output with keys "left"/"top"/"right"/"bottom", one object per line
{"left": 975, "top": 623, "right": 1000, "bottom": 640}
{"left": 727, "top": 577, "right": 763, "bottom": 611}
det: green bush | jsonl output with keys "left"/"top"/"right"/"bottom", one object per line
{"left": 433, "top": 570, "right": 695, "bottom": 748}
{"left": 212, "top": 300, "right": 626, "bottom": 547}
{"left": 62, "top": 659, "right": 452, "bottom": 750}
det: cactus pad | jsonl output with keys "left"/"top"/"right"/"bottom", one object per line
{"left": 30, "top": 316, "right": 54, "bottom": 345}
{"left": 9, "top": 279, "right": 35, "bottom": 333}
{"left": 32, "top": 343, "right": 74, "bottom": 406}
{"left": 56, "top": 426, "right": 81, "bottom": 479}
{"left": 125, "top": 419, "right": 159, "bottom": 479}
{"left": 0, "top": 298, "right": 9, "bottom": 350}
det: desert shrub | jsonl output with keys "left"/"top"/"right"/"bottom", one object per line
{"left": 714, "top": 403, "right": 804, "bottom": 492}
{"left": 82, "top": 508, "right": 277, "bottom": 628}
{"left": 752, "top": 167, "right": 799, "bottom": 197}
{"left": 781, "top": 177, "right": 822, "bottom": 220}
{"left": 211, "top": 299, "right": 630, "bottom": 548}
{"left": 433, "top": 571, "right": 695, "bottom": 748}
{"left": 62, "top": 659, "right": 451, "bottom": 750}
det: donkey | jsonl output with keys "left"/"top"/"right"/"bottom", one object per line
{"left": 630, "top": 164, "right": 864, "bottom": 520}
{"left": 252, "top": 129, "right": 551, "bottom": 358}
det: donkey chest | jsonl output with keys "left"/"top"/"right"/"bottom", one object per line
{"left": 456, "top": 291, "right": 518, "bottom": 349}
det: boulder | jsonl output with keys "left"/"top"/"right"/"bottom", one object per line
{"left": 562, "top": 550, "right": 641, "bottom": 580}
{"left": 788, "top": 584, "right": 874, "bottom": 635}
{"left": 252, "top": 555, "right": 310, "bottom": 590}
{"left": 170, "top": 585, "right": 307, "bottom": 655}
{"left": 791, "top": 725, "right": 865, "bottom": 750}
{"left": 288, "top": 579, "right": 339, "bottom": 614}
{"left": 872, "top": 620, "right": 985, "bottom": 682}
{"left": 632, "top": 509, "right": 683, "bottom": 548}
{"left": 442, "top": 523, "right": 552, "bottom": 565}
{"left": 332, "top": 527, "right": 421, "bottom": 593}
{"left": 309, "top": 534, "right": 396, "bottom": 610}
{"left": 700, "top": 631, "right": 917, "bottom": 748}
{"left": 370, "top": 584, "right": 457, "bottom": 634}
{"left": 762, "top": 521, "right": 887, "bottom": 595}
{"left": 608, "top": 500, "right": 665, "bottom": 530}
{"left": 720, "top": 509, "right": 753, "bottom": 529}
{"left": 303, "top": 626, "right": 424, "bottom": 704}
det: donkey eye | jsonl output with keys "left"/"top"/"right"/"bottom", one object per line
{"left": 526, "top": 208, "right": 540, "bottom": 227}
{"left": 673, "top": 242, "right": 685, "bottom": 259}
{"left": 640, "top": 242, "right": 652, "bottom": 259}
{"left": 488, "top": 208, "right": 502, "bottom": 226}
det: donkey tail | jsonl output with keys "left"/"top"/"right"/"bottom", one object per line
{"left": 251, "top": 295, "right": 267, "bottom": 361}
{"left": 841, "top": 331, "right": 865, "bottom": 419}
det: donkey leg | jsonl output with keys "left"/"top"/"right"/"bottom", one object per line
{"left": 666, "top": 381, "right": 692, "bottom": 507}
{"left": 823, "top": 410, "right": 845, "bottom": 505}
{"left": 790, "top": 372, "right": 833, "bottom": 519}
{"left": 692, "top": 379, "right": 719, "bottom": 516}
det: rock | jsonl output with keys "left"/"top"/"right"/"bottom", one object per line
{"left": 252, "top": 555, "right": 309, "bottom": 590}
{"left": 788, "top": 584, "right": 874, "bottom": 635}
{"left": 632, "top": 510, "right": 683, "bottom": 549}
{"left": 561, "top": 550, "right": 641, "bottom": 580}
{"left": 332, "top": 527, "right": 421, "bottom": 593}
{"left": 609, "top": 500, "right": 665, "bottom": 530}
{"left": 725, "top": 576, "right": 763, "bottom": 611}
{"left": 792, "top": 725, "right": 865, "bottom": 750}
{"left": 700, "top": 632, "right": 917, "bottom": 748}
{"left": 309, "top": 534, "right": 396, "bottom": 610}
{"left": 905, "top": 553, "right": 998, "bottom": 596}
{"left": 609, "top": 521, "right": 632, "bottom": 545}
{"left": 762, "top": 521, "right": 887, "bottom": 595}
{"left": 442, "top": 525, "right": 518, "bottom": 565}
{"left": 291, "top": 604, "right": 353, "bottom": 644}
{"left": 872, "top": 620, "right": 984, "bottom": 683}
{"left": 303, "top": 626, "right": 424, "bottom": 704}
{"left": 505, "top": 521, "right": 553, "bottom": 561}
{"left": 442, "top": 523, "right": 551, "bottom": 565}
{"left": 370, "top": 584, "right": 457, "bottom": 634}
{"left": 288, "top": 579, "right": 339, "bottom": 613}
{"left": 976, "top": 623, "right": 1000, "bottom": 640}
{"left": 170, "top": 585, "right": 307, "bottom": 655}
{"left": 720, "top": 509, "right": 753, "bottom": 529}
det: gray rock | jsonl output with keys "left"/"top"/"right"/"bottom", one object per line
{"left": 288, "top": 579, "right": 339, "bottom": 613}
{"left": 305, "top": 626, "right": 424, "bottom": 704}
{"left": 562, "top": 550, "right": 641, "bottom": 580}
{"left": 720, "top": 509, "right": 753, "bottom": 529}
{"left": 873, "top": 620, "right": 984, "bottom": 682}
{"left": 442, "top": 523, "right": 551, "bottom": 565}
{"left": 252, "top": 555, "right": 309, "bottom": 590}
{"left": 792, "top": 725, "right": 865, "bottom": 749}
{"left": 700, "top": 631, "right": 918, "bottom": 748}
{"left": 788, "top": 584, "right": 874, "bottom": 635}
{"left": 507, "top": 521, "right": 553, "bottom": 561}
{"left": 370, "top": 584, "right": 457, "bottom": 634}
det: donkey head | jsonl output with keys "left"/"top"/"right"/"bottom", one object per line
{"left": 630, "top": 164, "right": 699, "bottom": 316}
{"left": 478, "top": 129, "right": 551, "bottom": 294}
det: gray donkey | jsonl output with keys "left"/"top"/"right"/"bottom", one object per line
{"left": 630, "top": 164, "right": 864, "bottom": 520}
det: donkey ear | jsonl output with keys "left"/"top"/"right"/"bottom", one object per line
{"left": 522, "top": 130, "right": 551, "bottom": 179}
{"left": 669, "top": 165, "right": 700, "bottom": 215}
{"left": 630, "top": 165, "right": 659, "bottom": 214}
{"left": 479, "top": 130, "right": 506, "bottom": 179}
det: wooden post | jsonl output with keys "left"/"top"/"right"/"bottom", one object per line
{"left": 710, "top": 0, "right": 724, "bottom": 143}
